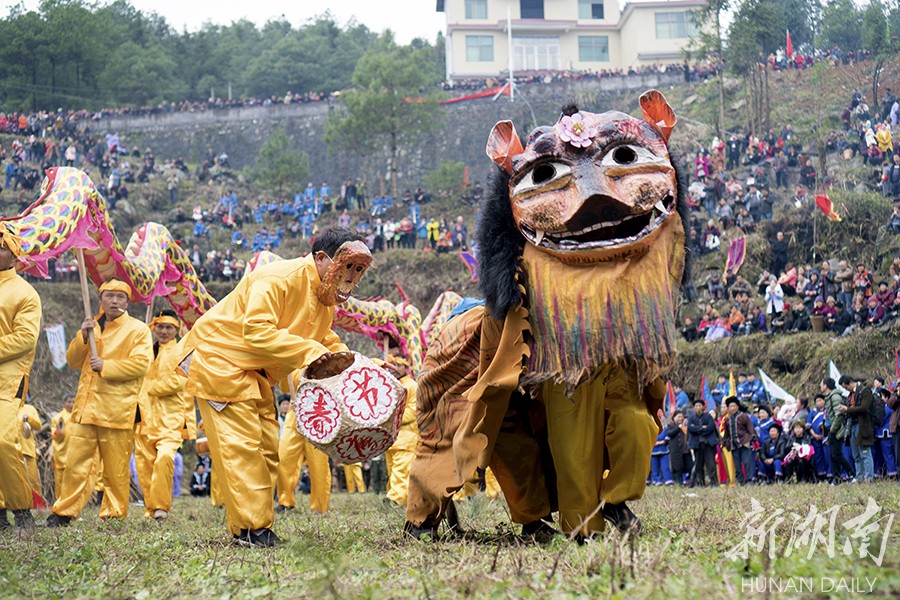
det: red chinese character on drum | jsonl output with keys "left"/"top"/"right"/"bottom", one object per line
{"left": 333, "top": 427, "right": 394, "bottom": 463}
{"left": 340, "top": 367, "right": 395, "bottom": 425}
{"left": 295, "top": 386, "right": 341, "bottom": 444}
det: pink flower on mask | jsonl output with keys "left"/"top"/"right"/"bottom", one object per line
{"left": 558, "top": 113, "right": 595, "bottom": 148}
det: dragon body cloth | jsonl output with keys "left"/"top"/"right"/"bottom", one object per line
{"left": 2, "top": 167, "right": 214, "bottom": 327}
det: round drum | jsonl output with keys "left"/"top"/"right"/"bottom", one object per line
{"left": 196, "top": 437, "right": 210, "bottom": 456}
{"left": 293, "top": 351, "right": 406, "bottom": 463}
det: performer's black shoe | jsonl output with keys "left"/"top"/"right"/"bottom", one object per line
{"left": 403, "top": 521, "right": 438, "bottom": 540}
{"left": 274, "top": 504, "right": 293, "bottom": 514}
{"left": 444, "top": 501, "right": 465, "bottom": 537}
{"left": 521, "top": 516, "right": 560, "bottom": 544}
{"left": 42, "top": 514, "right": 71, "bottom": 528}
{"left": 601, "top": 502, "right": 643, "bottom": 535}
{"left": 0, "top": 511, "right": 10, "bottom": 529}
{"left": 12, "top": 510, "right": 34, "bottom": 529}
{"left": 234, "top": 528, "right": 281, "bottom": 548}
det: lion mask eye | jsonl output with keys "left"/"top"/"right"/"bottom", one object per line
{"left": 599, "top": 144, "right": 660, "bottom": 167}
{"left": 512, "top": 161, "right": 572, "bottom": 195}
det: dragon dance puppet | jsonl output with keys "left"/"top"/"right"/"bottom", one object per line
{"left": 405, "top": 90, "right": 689, "bottom": 538}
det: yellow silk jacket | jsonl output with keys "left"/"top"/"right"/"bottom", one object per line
{"left": 138, "top": 339, "right": 190, "bottom": 438}
{"left": 180, "top": 255, "right": 347, "bottom": 402}
{"left": 0, "top": 268, "right": 41, "bottom": 400}
{"left": 66, "top": 313, "right": 153, "bottom": 430}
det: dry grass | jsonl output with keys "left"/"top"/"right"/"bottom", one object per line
{"left": 1, "top": 483, "right": 898, "bottom": 598}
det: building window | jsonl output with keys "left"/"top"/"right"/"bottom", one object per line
{"left": 466, "top": 35, "right": 494, "bottom": 62}
{"left": 578, "top": 0, "right": 604, "bottom": 20}
{"left": 578, "top": 35, "right": 609, "bottom": 62}
{"left": 520, "top": 0, "right": 544, "bottom": 19}
{"left": 464, "top": 0, "right": 487, "bottom": 19}
{"left": 655, "top": 12, "right": 695, "bottom": 39}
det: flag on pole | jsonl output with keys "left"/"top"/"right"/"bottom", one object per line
{"left": 701, "top": 375, "right": 715, "bottom": 410}
{"left": 815, "top": 194, "right": 842, "bottom": 222}
{"left": 666, "top": 380, "right": 677, "bottom": 416}
{"left": 758, "top": 368, "right": 797, "bottom": 405}
{"left": 786, "top": 29, "right": 793, "bottom": 59}
{"left": 458, "top": 251, "right": 479, "bottom": 283}
{"left": 829, "top": 360, "right": 842, "bottom": 383}
{"left": 44, "top": 323, "right": 67, "bottom": 370}
{"left": 723, "top": 236, "right": 746, "bottom": 283}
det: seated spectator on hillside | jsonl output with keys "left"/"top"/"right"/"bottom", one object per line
{"left": 707, "top": 272, "right": 725, "bottom": 300}
{"left": 681, "top": 316, "right": 699, "bottom": 342}
{"left": 193, "top": 221, "right": 209, "bottom": 239}
{"left": 790, "top": 301, "right": 812, "bottom": 332}
{"left": 729, "top": 274, "right": 752, "bottom": 299}
{"left": 866, "top": 297, "right": 887, "bottom": 327}
{"left": 800, "top": 159, "right": 817, "bottom": 188}
{"left": 854, "top": 263, "right": 873, "bottom": 297}
{"left": 231, "top": 229, "right": 246, "bottom": 248}
{"left": 875, "top": 281, "right": 895, "bottom": 309}
{"left": 887, "top": 204, "right": 900, "bottom": 235}
{"left": 825, "top": 301, "right": 852, "bottom": 335}
{"left": 703, "top": 220, "right": 721, "bottom": 253}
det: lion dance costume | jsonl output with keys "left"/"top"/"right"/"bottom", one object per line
{"left": 405, "top": 90, "right": 689, "bottom": 537}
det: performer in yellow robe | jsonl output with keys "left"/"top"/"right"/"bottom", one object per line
{"left": 384, "top": 358, "right": 418, "bottom": 507}
{"left": 177, "top": 229, "right": 371, "bottom": 547}
{"left": 134, "top": 310, "right": 190, "bottom": 519}
{"left": 0, "top": 223, "right": 41, "bottom": 529}
{"left": 344, "top": 463, "right": 365, "bottom": 493}
{"left": 18, "top": 403, "right": 42, "bottom": 498}
{"left": 46, "top": 278, "right": 153, "bottom": 526}
{"left": 275, "top": 404, "right": 332, "bottom": 513}
{"left": 51, "top": 394, "right": 76, "bottom": 500}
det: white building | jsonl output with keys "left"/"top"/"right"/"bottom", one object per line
{"left": 436, "top": 0, "right": 705, "bottom": 79}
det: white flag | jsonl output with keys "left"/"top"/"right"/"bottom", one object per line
{"left": 758, "top": 368, "right": 797, "bottom": 405}
{"left": 828, "top": 360, "right": 841, "bottom": 382}
{"left": 44, "top": 323, "right": 67, "bottom": 370}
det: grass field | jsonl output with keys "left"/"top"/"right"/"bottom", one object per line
{"left": 2, "top": 482, "right": 898, "bottom": 599}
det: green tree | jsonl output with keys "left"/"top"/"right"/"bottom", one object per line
{"left": 251, "top": 127, "right": 309, "bottom": 196}
{"left": 818, "top": 0, "right": 863, "bottom": 50}
{"left": 424, "top": 161, "right": 465, "bottom": 200}
{"left": 688, "top": 0, "right": 730, "bottom": 136}
{"left": 861, "top": 0, "right": 898, "bottom": 108}
{"left": 325, "top": 35, "right": 443, "bottom": 197}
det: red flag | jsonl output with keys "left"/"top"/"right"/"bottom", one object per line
{"left": 815, "top": 194, "right": 842, "bottom": 222}
{"left": 786, "top": 30, "right": 793, "bottom": 59}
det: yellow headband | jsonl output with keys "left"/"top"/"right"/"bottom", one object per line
{"left": 150, "top": 315, "right": 180, "bottom": 330}
{"left": 98, "top": 279, "right": 133, "bottom": 299}
{"left": 0, "top": 223, "right": 23, "bottom": 258}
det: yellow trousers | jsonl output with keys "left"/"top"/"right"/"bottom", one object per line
{"left": 0, "top": 397, "right": 31, "bottom": 511}
{"left": 24, "top": 455, "right": 41, "bottom": 498}
{"left": 134, "top": 424, "right": 183, "bottom": 516}
{"left": 484, "top": 467, "right": 501, "bottom": 500}
{"left": 344, "top": 463, "right": 365, "bottom": 493}
{"left": 276, "top": 425, "right": 331, "bottom": 513}
{"left": 543, "top": 366, "right": 658, "bottom": 535}
{"left": 54, "top": 467, "right": 65, "bottom": 501}
{"left": 210, "top": 471, "right": 223, "bottom": 507}
{"left": 52, "top": 422, "right": 134, "bottom": 520}
{"left": 197, "top": 394, "right": 279, "bottom": 536}
{"left": 385, "top": 447, "right": 415, "bottom": 506}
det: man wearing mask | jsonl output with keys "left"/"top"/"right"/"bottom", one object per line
{"left": 177, "top": 228, "right": 372, "bottom": 547}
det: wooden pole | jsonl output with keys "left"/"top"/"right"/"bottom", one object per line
{"left": 382, "top": 333, "right": 390, "bottom": 362}
{"left": 74, "top": 248, "right": 97, "bottom": 358}
{"left": 145, "top": 299, "right": 154, "bottom": 323}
